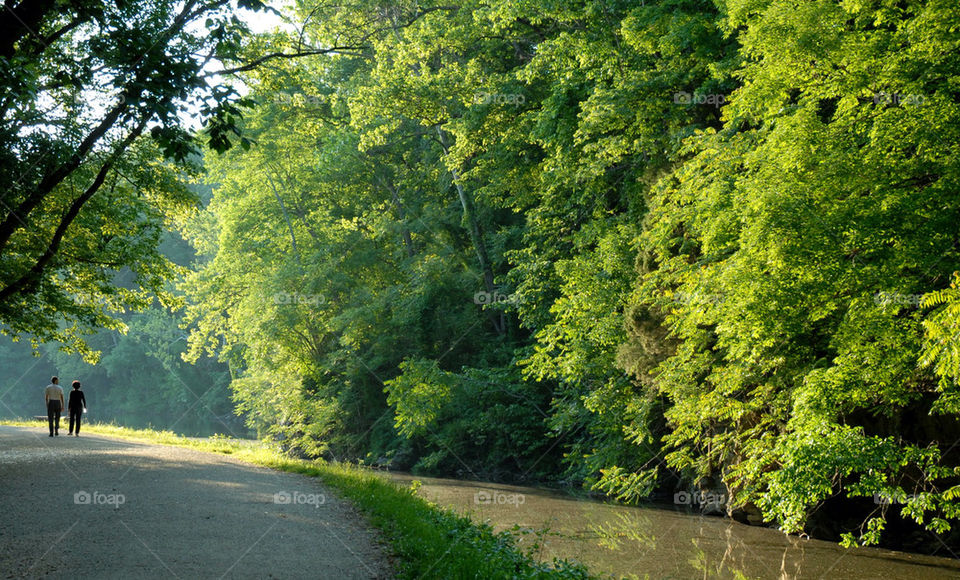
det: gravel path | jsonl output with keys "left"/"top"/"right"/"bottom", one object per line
{"left": 0, "top": 425, "right": 392, "bottom": 579}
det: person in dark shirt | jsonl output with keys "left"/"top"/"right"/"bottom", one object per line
{"left": 68, "top": 380, "right": 86, "bottom": 437}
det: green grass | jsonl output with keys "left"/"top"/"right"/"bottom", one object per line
{"left": 1, "top": 419, "right": 593, "bottom": 579}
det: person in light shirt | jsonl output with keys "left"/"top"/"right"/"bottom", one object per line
{"left": 43, "top": 376, "right": 65, "bottom": 437}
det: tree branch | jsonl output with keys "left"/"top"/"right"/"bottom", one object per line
{"left": 205, "top": 46, "right": 368, "bottom": 77}
{"left": 0, "top": 113, "right": 152, "bottom": 303}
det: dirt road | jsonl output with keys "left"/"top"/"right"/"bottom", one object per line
{"left": 0, "top": 425, "right": 392, "bottom": 579}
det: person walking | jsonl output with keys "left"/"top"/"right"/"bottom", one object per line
{"left": 68, "top": 380, "right": 86, "bottom": 437}
{"left": 44, "top": 377, "right": 65, "bottom": 437}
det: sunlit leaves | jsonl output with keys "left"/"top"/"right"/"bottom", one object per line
{"left": 633, "top": 0, "right": 960, "bottom": 545}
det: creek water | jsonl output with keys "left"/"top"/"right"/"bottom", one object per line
{"left": 381, "top": 472, "right": 960, "bottom": 579}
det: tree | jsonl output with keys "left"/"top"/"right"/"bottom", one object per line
{"left": 629, "top": 0, "right": 960, "bottom": 546}
{"left": 0, "top": 0, "right": 358, "bottom": 352}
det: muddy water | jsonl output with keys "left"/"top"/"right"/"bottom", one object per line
{"left": 382, "top": 472, "right": 960, "bottom": 579}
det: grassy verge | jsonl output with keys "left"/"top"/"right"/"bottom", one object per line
{"left": 1, "top": 419, "right": 592, "bottom": 579}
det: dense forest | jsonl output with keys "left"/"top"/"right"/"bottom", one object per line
{"left": 2, "top": 0, "right": 960, "bottom": 554}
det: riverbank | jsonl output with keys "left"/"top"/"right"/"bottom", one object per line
{"left": 0, "top": 420, "right": 591, "bottom": 578}
{"left": 384, "top": 472, "right": 960, "bottom": 579}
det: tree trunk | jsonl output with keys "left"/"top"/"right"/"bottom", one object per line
{"left": 435, "top": 127, "right": 505, "bottom": 335}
